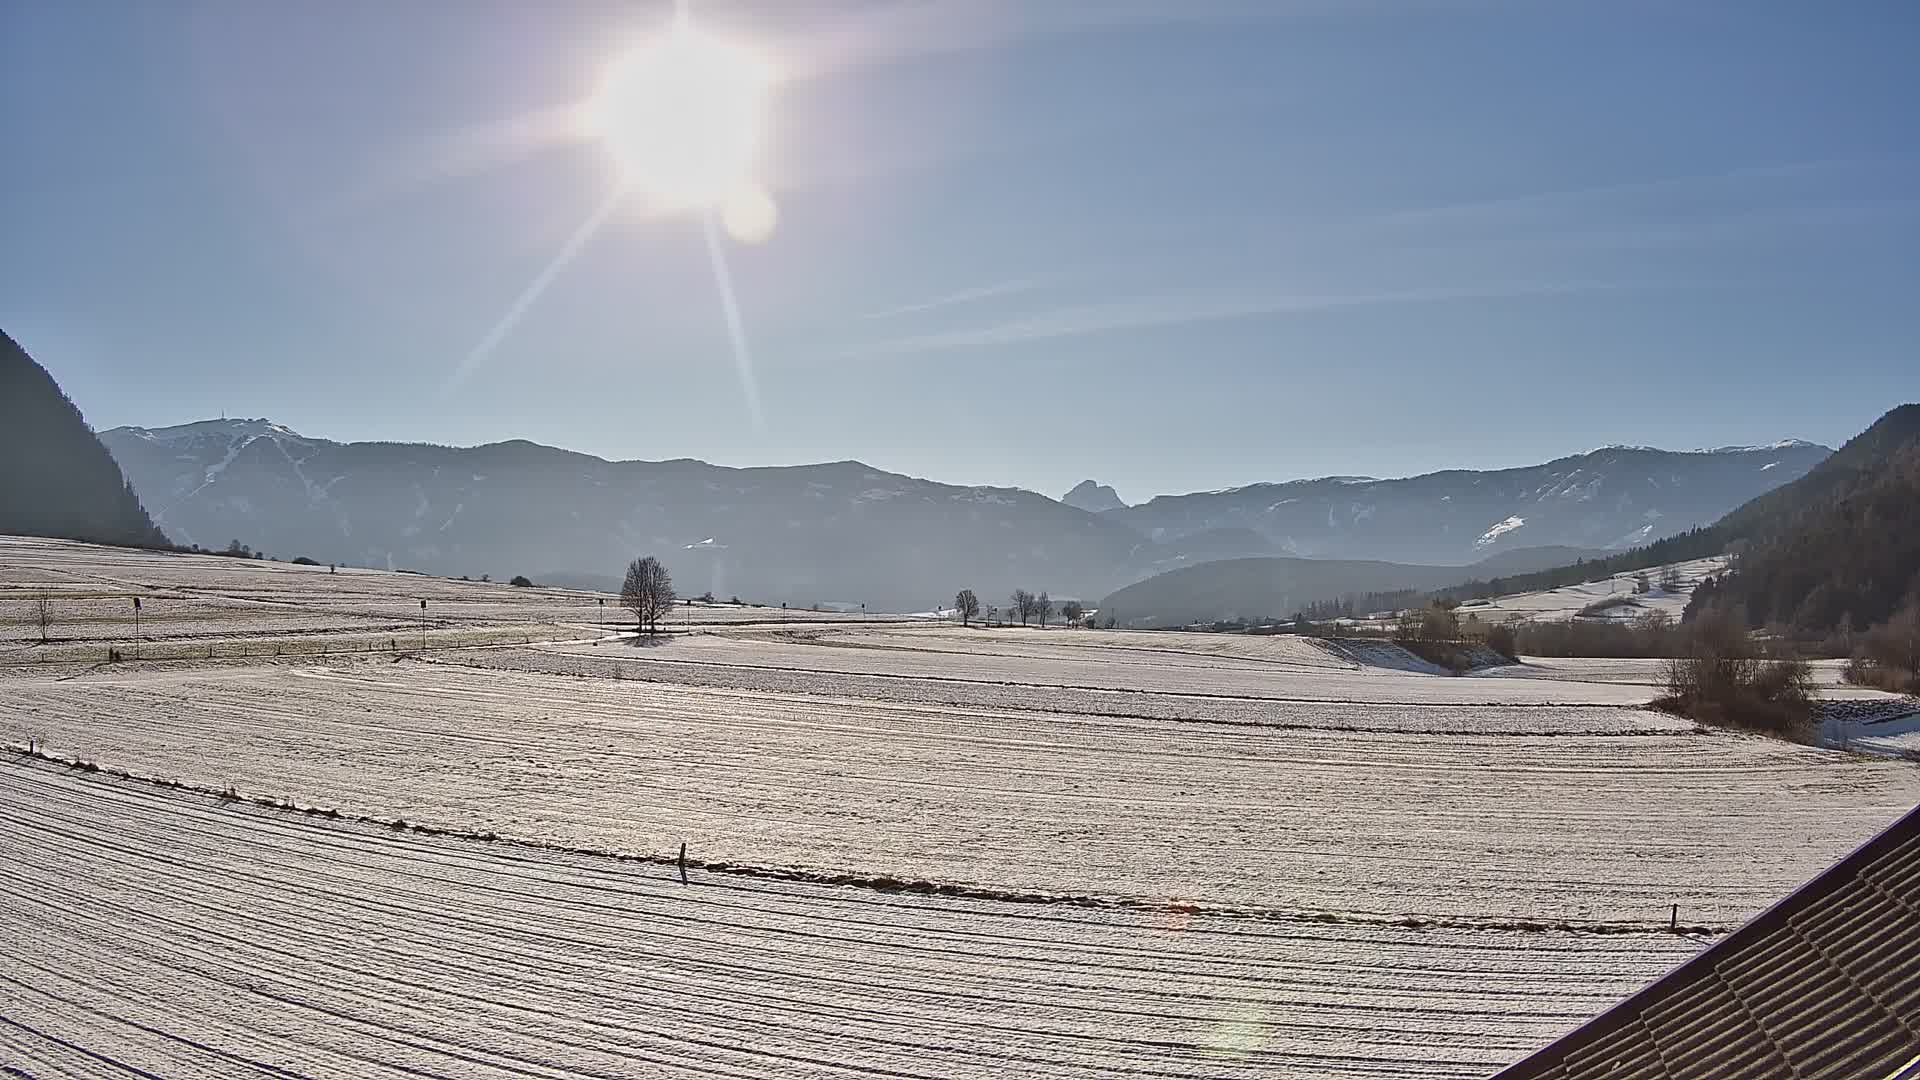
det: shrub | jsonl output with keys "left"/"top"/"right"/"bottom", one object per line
{"left": 1845, "top": 653, "right": 1918, "bottom": 694}
{"left": 1514, "top": 613, "right": 1681, "bottom": 658}
{"left": 1578, "top": 595, "right": 1640, "bottom": 618}
{"left": 1853, "top": 603, "right": 1920, "bottom": 693}
{"left": 1394, "top": 603, "right": 1458, "bottom": 643}
{"left": 1655, "top": 611, "right": 1815, "bottom": 738}
{"left": 1485, "top": 622, "right": 1518, "bottom": 660}
{"left": 510, "top": 575, "right": 534, "bottom": 587}
{"left": 1402, "top": 639, "right": 1475, "bottom": 673}
{"left": 1844, "top": 652, "right": 1875, "bottom": 685}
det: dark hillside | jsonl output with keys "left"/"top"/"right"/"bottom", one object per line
{"left": 1440, "top": 406, "right": 1919, "bottom": 612}
{"left": 0, "top": 330, "right": 167, "bottom": 548}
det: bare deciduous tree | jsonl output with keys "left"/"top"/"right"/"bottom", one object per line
{"left": 34, "top": 590, "right": 53, "bottom": 644}
{"left": 621, "top": 556, "right": 675, "bottom": 635}
{"left": 1061, "top": 600, "right": 1084, "bottom": 627}
{"left": 1394, "top": 603, "right": 1458, "bottom": 643}
{"left": 1860, "top": 602, "right": 1920, "bottom": 689}
{"left": 1034, "top": 591, "right": 1053, "bottom": 628}
{"left": 1009, "top": 589, "right": 1035, "bottom": 626}
{"left": 954, "top": 589, "right": 980, "bottom": 627}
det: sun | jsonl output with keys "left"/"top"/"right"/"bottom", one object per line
{"left": 588, "top": 20, "right": 774, "bottom": 211}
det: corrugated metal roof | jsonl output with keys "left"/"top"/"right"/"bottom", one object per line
{"left": 1492, "top": 803, "right": 1920, "bottom": 1080}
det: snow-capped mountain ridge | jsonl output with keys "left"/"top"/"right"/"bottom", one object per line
{"left": 1697, "top": 438, "right": 1822, "bottom": 454}
{"left": 119, "top": 418, "right": 309, "bottom": 443}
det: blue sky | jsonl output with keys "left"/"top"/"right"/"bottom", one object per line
{"left": 4, "top": 1, "right": 1916, "bottom": 501}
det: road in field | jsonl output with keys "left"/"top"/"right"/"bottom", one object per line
{"left": 0, "top": 758, "right": 1702, "bottom": 1080}
{"left": 10, "top": 658, "right": 1917, "bottom": 925}
{"left": 453, "top": 646, "right": 1698, "bottom": 733}
{"left": 560, "top": 633, "right": 1662, "bottom": 706}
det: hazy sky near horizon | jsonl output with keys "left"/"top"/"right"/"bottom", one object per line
{"left": 4, "top": 1, "right": 1916, "bottom": 502}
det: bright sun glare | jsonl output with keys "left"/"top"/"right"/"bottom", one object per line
{"left": 589, "top": 19, "right": 775, "bottom": 226}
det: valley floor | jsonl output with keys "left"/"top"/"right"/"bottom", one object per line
{"left": 4, "top": 535, "right": 1918, "bottom": 1078}
{"left": 1, "top": 757, "right": 1695, "bottom": 1080}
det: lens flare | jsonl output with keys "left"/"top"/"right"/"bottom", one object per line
{"left": 721, "top": 183, "right": 779, "bottom": 244}
{"left": 588, "top": 22, "right": 773, "bottom": 209}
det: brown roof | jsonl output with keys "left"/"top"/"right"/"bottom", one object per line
{"left": 1492, "top": 803, "right": 1920, "bottom": 1080}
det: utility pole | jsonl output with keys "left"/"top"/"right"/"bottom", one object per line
{"left": 132, "top": 596, "right": 142, "bottom": 660}
{"left": 419, "top": 598, "right": 427, "bottom": 651}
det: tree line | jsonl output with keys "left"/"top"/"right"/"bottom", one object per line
{"left": 951, "top": 588, "right": 1085, "bottom": 628}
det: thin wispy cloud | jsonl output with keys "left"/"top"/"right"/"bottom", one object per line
{"left": 1550, "top": 197, "right": 1920, "bottom": 252}
{"left": 859, "top": 278, "right": 1046, "bottom": 321}
{"left": 853, "top": 280, "right": 1626, "bottom": 356}
{"left": 1362, "top": 158, "right": 1904, "bottom": 230}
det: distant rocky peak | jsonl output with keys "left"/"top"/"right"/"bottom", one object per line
{"left": 1062, "top": 479, "right": 1126, "bottom": 513}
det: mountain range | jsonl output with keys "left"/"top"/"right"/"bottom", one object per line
{"left": 99, "top": 419, "right": 1242, "bottom": 609}
{"left": 96, "top": 415, "right": 1827, "bottom": 611}
{"left": 1102, "top": 441, "right": 1831, "bottom": 565}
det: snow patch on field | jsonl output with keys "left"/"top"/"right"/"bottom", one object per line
{"left": 1823, "top": 701, "right": 1920, "bottom": 756}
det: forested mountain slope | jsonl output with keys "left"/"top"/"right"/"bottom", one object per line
{"left": 0, "top": 330, "right": 167, "bottom": 549}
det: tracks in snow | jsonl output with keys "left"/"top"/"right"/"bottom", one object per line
{"left": 1, "top": 756, "right": 1700, "bottom": 1080}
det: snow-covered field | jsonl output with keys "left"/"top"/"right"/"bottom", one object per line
{"left": 1824, "top": 703, "right": 1920, "bottom": 757}
{"left": 1452, "top": 556, "right": 1729, "bottom": 625}
{"left": 5, "top": 538, "right": 1919, "bottom": 1078}
{"left": 10, "top": 653, "right": 1918, "bottom": 926}
{"left": 0, "top": 758, "right": 1701, "bottom": 1079}
{"left": 0, "top": 535, "right": 909, "bottom": 663}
